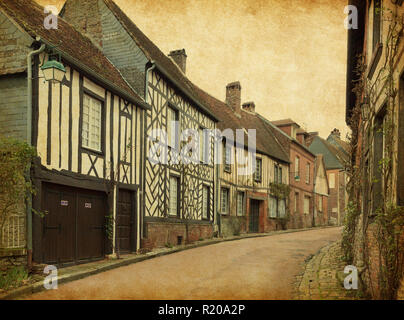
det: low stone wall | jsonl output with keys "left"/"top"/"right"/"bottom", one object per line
{"left": 144, "top": 221, "right": 214, "bottom": 248}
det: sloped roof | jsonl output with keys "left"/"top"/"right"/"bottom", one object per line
{"left": 190, "top": 84, "right": 290, "bottom": 163}
{"left": 271, "top": 118, "right": 300, "bottom": 127}
{"left": 0, "top": 0, "right": 145, "bottom": 106}
{"left": 99, "top": 0, "right": 217, "bottom": 120}
{"left": 308, "top": 135, "right": 348, "bottom": 170}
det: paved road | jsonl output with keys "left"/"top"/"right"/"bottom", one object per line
{"left": 26, "top": 227, "right": 342, "bottom": 300}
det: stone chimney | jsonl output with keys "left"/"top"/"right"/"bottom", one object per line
{"left": 226, "top": 82, "right": 241, "bottom": 114}
{"left": 242, "top": 101, "right": 255, "bottom": 113}
{"left": 168, "top": 49, "right": 187, "bottom": 73}
{"left": 330, "top": 128, "right": 341, "bottom": 139}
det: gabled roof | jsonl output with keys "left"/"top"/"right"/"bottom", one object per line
{"left": 190, "top": 84, "right": 290, "bottom": 164}
{"left": 0, "top": 0, "right": 146, "bottom": 108}
{"left": 307, "top": 135, "right": 348, "bottom": 170}
{"left": 98, "top": 0, "right": 217, "bottom": 121}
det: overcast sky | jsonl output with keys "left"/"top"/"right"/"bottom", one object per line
{"left": 39, "top": 0, "right": 349, "bottom": 139}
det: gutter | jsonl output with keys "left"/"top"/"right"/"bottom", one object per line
{"left": 26, "top": 40, "right": 46, "bottom": 269}
{"left": 39, "top": 38, "right": 151, "bottom": 112}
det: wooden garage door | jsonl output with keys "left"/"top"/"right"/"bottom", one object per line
{"left": 41, "top": 183, "right": 106, "bottom": 265}
{"left": 116, "top": 189, "right": 135, "bottom": 254}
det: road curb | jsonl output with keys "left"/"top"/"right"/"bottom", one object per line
{"left": 1, "top": 225, "right": 340, "bottom": 300}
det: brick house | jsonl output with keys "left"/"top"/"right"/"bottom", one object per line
{"left": 270, "top": 119, "right": 316, "bottom": 229}
{"left": 0, "top": 0, "right": 149, "bottom": 266}
{"left": 307, "top": 130, "right": 349, "bottom": 226}
{"left": 192, "top": 82, "right": 291, "bottom": 236}
{"left": 346, "top": 0, "right": 404, "bottom": 299}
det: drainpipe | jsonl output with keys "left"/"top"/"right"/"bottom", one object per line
{"left": 26, "top": 40, "right": 46, "bottom": 269}
{"left": 140, "top": 62, "right": 156, "bottom": 243}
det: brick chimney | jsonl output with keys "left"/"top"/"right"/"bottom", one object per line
{"left": 330, "top": 128, "right": 341, "bottom": 139}
{"left": 168, "top": 49, "right": 187, "bottom": 73}
{"left": 242, "top": 101, "right": 255, "bottom": 113}
{"left": 226, "top": 82, "right": 241, "bottom": 114}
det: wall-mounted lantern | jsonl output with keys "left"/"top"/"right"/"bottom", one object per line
{"left": 41, "top": 58, "right": 66, "bottom": 84}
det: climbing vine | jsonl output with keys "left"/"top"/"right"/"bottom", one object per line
{"left": 344, "top": 3, "right": 404, "bottom": 299}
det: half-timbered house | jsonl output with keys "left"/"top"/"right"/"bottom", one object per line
{"left": 0, "top": 0, "right": 149, "bottom": 265}
{"left": 191, "top": 82, "right": 290, "bottom": 236}
{"left": 62, "top": 0, "right": 219, "bottom": 248}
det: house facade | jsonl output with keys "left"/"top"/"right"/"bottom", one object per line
{"left": 307, "top": 130, "right": 348, "bottom": 226}
{"left": 346, "top": 0, "right": 404, "bottom": 299}
{"left": 0, "top": 0, "right": 149, "bottom": 266}
{"left": 270, "top": 119, "right": 316, "bottom": 229}
{"left": 313, "top": 155, "right": 329, "bottom": 226}
{"left": 62, "top": 0, "right": 218, "bottom": 248}
{"left": 192, "top": 82, "right": 290, "bottom": 236}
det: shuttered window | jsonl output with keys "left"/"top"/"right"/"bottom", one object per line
{"left": 295, "top": 157, "right": 300, "bottom": 179}
{"left": 306, "top": 163, "right": 310, "bottom": 184}
{"left": 269, "top": 196, "right": 277, "bottom": 218}
{"left": 279, "top": 199, "right": 286, "bottom": 218}
{"left": 202, "top": 185, "right": 209, "bottom": 219}
{"left": 236, "top": 192, "right": 245, "bottom": 216}
{"left": 223, "top": 141, "right": 231, "bottom": 172}
{"left": 169, "top": 176, "right": 180, "bottom": 216}
{"left": 82, "top": 94, "right": 102, "bottom": 152}
{"left": 254, "top": 158, "right": 262, "bottom": 182}
{"left": 220, "top": 188, "right": 229, "bottom": 214}
{"left": 200, "top": 128, "right": 209, "bottom": 163}
{"left": 318, "top": 196, "right": 323, "bottom": 212}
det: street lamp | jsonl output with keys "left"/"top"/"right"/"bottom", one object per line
{"left": 41, "top": 59, "right": 66, "bottom": 84}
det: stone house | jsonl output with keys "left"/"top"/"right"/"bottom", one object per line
{"left": 346, "top": 0, "right": 404, "bottom": 299}
{"left": 270, "top": 119, "right": 317, "bottom": 229}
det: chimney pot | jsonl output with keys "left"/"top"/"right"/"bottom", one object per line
{"left": 242, "top": 101, "right": 255, "bottom": 113}
{"left": 226, "top": 81, "right": 241, "bottom": 114}
{"left": 168, "top": 49, "right": 187, "bottom": 73}
{"left": 331, "top": 128, "right": 341, "bottom": 139}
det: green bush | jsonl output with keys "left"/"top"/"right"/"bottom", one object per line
{"left": 0, "top": 266, "right": 29, "bottom": 290}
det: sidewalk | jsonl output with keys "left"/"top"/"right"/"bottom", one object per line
{"left": 293, "top": 240, "right": 361, "bottom": 300}
{"left": 1, "top": 225, "right": 338, "bottom": 300}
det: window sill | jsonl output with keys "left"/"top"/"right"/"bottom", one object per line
{"left": 82, "top": 146, "right": 103, "bottom": 156}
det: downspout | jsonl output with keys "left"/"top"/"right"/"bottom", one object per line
{"left": 26, "top": 41, "right": 46, "bottom": 268}
{"left": 141, "top": 62, "right": 156, "bottom": 242}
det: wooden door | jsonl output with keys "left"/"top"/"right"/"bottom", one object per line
{"left": 116, "top": 189, "right": 135, "bottom": 253}
{"left": 249, "top": 200, "right": 260, "bottom": 233}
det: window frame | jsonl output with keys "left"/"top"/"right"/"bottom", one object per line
{"left": 304, "top": 196, "right": 310, "bottom": 215}
{"left": 295, "top": 156, "right": 300, "bottom": 180}
{"left": 202, "top": 184, "right": 210, "bottom": 220}
{"left": 372, "top": 0, "right": 382, "bottom": 52}
{"left": 306, "top": 163, "right": 311, "bottom": 184}
{"left": 168, "top": 174, "right": 180, "bottom": 218}
{"left": 254, "top": 157, "right": 262, "bottom": 182}
{"left": 220, "top": 187, "right": 230, "bottom": 215}
{"left": 223, "top": 140, "right": 232, "bottom": 173}
{"left": 167, "top": 104, "right": 180, "bottom": 149}
{"left": 236, "top": 191, "right": 245, "bottom": 217}
{"left": 81, "top": 90, "right": 105, "bottom": 155}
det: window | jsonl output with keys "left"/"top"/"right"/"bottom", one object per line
{"left": 295, "top": 192, "right": 299, "bottom": 213}
{"left": 254, "top": 158, "right": 262, "bottom": 182}
{"left": 373, "top": 109, "right": 386, "bottom": 212}
{"left": 167, "top": 106, "right": 179, "bottom": 148}
{"left": 220, "top": 188, "right": 229, "bottom": 214}
{"left": 373, "top": 0, "right": 381, "bottom": 52}
{"left": 202, "top": 185, "right": 209, "bottom": 220}
{"left": 274, "top": 164, "right": 282, "bottom": 183}
{"left": 269, "top": 196, "right": 277, "bottom": 218}
{"left": 295, "top": 156, "right": 300, "bottom": 180}
{"left": 236, "top": 192, "right": 245, "bottom": 216}
{"left": 82, "top": 94, "right": 102, "bottom": 152}
{"left": 223, "top": 140, "right": 231, "bottom": 172}
{"left": 329, "top": 173, "right": 335, "bottom": 189}
{"left": 199, "top": 127, "right": 207, "bottom": 163}
{"left": 306, "top": 163, "right": 310, "bottom": 184}
{"left": 304, "top": 196, "right": 310, "bottom": 214}
{"left": 279, "top": 199, "right": 286, "bottom": 218}
{"left": 318, "top": 196, "right": 323, "bottom": 212}
{"left": 169, "top": 175, "right": 180, "bottom": 217}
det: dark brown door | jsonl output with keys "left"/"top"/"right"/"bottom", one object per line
{"left": 77, "top": 192, "right": 105, "bottom": 261}
{"left": 116, "top": 190, "right": 135, "bottom": 253}
{"left": 249, "top": 200, "right": 260, "bottom": 233}
{"left": 41, "top": 183, "right": 106, "bottom": 265}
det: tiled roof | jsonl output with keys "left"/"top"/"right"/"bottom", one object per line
{"left": 190, "top": 84, "right": 290, "bottom": 163}
{"left": 308, "top": 135, "right": 348, "bottom": 170}
{"left": 0, "top": 0, "right": 144, "bottom": 105}
{"left": 101, "top": 0, "right": 217, "bottom": 120}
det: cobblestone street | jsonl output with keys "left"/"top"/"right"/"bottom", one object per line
{"left": 294, "top": 241, "right": 360, "bottom": 300}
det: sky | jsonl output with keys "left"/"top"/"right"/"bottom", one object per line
{"left": 38, "top": 0, "right": 349, "bottom": 139}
